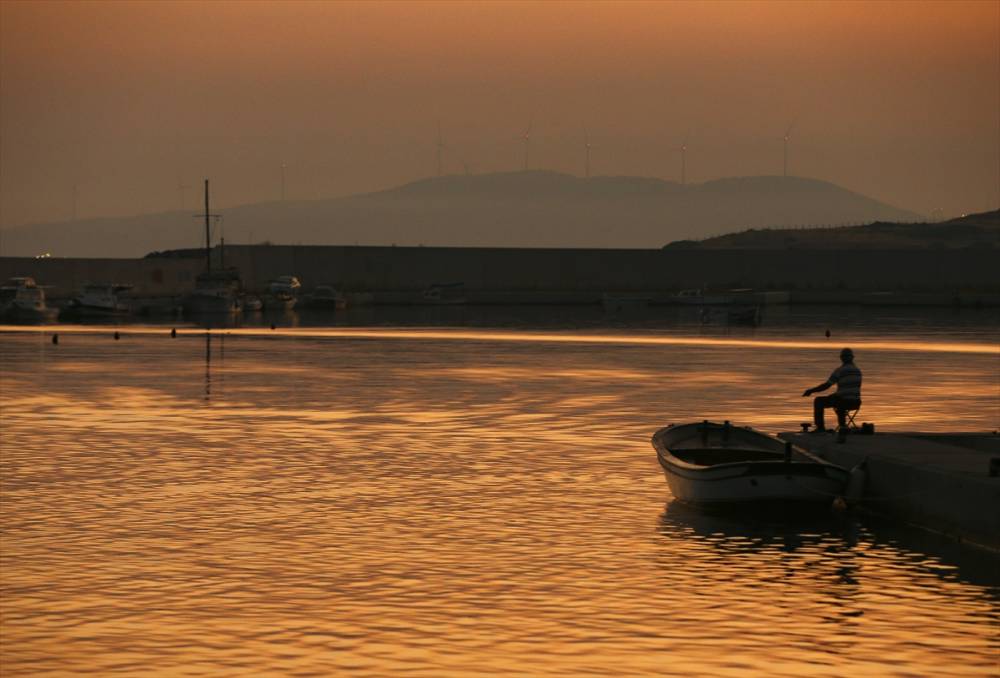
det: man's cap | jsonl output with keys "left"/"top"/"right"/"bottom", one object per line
{"left": 840, "top": 347, "right": 854, "bottom": 360}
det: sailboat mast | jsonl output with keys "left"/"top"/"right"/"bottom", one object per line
{"left": 204, "top": 179, "right": 211, "bottom": 273}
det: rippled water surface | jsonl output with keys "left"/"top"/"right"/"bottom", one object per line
{"left": 2, "top": 309, "right": 998, "bottom": 676}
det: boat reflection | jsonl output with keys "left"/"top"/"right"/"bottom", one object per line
{"left": 659, "top": 499, "right": 1000, "bottom": 592}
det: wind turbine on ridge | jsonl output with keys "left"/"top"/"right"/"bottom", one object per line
{"left": 436, "top": 122, "right": 446, "bottom": 176}
{"left": 521, "top": 117, "right": 533, "bottom": 171}
{"left": 584, "top": 129, "right": 593, "bottom": 178}
{"left": 674, "top": 131, "right": 690, "bottom": 185}
{"left": 783, "top": 123, "right": 795, "bottom": 178}
{"left": 177, "top": 176, "right": 191, "bottom": 211}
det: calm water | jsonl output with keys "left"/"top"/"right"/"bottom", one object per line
{"left": 2, "top": 308, "right": 998, "bottom": 676}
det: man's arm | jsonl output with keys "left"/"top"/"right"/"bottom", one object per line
{"left": 802, "top": 380, "right": 833, "bottom": 397}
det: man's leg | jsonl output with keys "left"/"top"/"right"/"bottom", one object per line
{"left": 813, "top": 395, "right": 834, "bottom": 430}
{"left": 835, "top": 399, "right": 848, "bottom": 429}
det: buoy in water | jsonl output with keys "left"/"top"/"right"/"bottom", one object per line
{"left": 114, "top": 331, "right": 120, "bottom": 340}
{"left": 170, "top": 328, "right": 177, "bottom": 338}
{"left": 825, "top": 329, "right": 831, "bottom": 338}
{"left": 52, "top": 334, "right": 59, "bottom": 345}
{"left": 270, "top": 323, "right": 276, "bottom": 330}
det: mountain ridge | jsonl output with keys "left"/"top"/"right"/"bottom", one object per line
{"left": 0, "top": 172, "right": 922, "bottom": 258}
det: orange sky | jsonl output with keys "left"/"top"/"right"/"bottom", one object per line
{"left": 1, "top": 0, "right": 997, "bottom": 227}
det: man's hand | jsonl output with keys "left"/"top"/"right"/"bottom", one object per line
{"left": 802, "top": 389, "right": 812, "bottom": 397}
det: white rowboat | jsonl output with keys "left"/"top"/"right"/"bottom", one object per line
{"left": 652, "top": 421, "right": 849, "bottom": 506}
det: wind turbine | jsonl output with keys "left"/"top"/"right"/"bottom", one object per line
{"left": 584, "top": 129, "right": 593, "bottom": 178}
{"left": 177, "top": 176, "right": 191, "bottom": 211}
{"left": 521, "top": 117, "right": 533, "bottom": 171}
{"left": 436, "top": 122, "right": 446, "bottom": 176}
{"left": 674, "top": 132, "right": 690, "bottom": 185}
{"left": 783, "top": 123, "right": 795, "bottom": 178}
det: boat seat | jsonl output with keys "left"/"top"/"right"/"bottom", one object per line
{"left": 671, "top": 448, "right": 786, "bottom": 465}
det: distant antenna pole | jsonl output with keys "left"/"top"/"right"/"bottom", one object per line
{"left": 783, "top": 123, "right": 794, "bottom": 178}
{"left": 584, "top": 129, "right": 591, "bottom": 178}
{"left": 436, "top": 122, "right": 445, "bottom": 176}
{"left": 678, "top": 131, "right": 690, "bottom": 185}
{"left": 522, "top": 118, "right": 532, "bottom": 171}
{"left": 72, "top": 182, "right": 78, "bottom": 221}
{"left": 280, "top": 163, "right": 287, "bottom": 201}
{"left": 178, "top": 177, "right": 190, "bottom": 210}
{"left": 204, "top": 179, "right": 211, "bottom": 272}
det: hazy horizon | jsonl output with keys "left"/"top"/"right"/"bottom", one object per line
{"left": 1, "top": 0, "right": 998, "bottom": 230}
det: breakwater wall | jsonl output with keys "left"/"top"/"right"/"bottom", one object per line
{"left": 2, "top": 245, "right": 998, "bottom": 302}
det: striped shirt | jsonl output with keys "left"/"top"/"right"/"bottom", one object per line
{"left": 830, "top": 362, "right": 862, "bottom": 400}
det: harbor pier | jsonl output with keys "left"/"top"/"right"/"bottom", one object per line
{"left": 780, "top": 431, "right": 1000, "bottom": 551}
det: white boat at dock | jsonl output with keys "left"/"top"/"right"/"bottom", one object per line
{"left": 60, "top": 283, "right": 133, "bottom": 318}
{"left": 1, "top": 277, "right": 58, "bottom": 322}
{"left": 652, "top": 421, "right": 849, "bottom": 506}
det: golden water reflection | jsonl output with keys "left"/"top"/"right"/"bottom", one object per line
{"left": 1, "top": 328, "right": 998, "bottom": 676}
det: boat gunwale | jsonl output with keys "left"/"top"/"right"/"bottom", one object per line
{"left": 652, "top": 423, "right": 839, "bottom": 472}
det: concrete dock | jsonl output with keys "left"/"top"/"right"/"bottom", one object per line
{"left": 780, "top": 431, "right": 1000, "bottom": 551}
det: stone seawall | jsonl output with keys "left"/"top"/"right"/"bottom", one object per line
{"left": 3, "top": 245, "right": 997, "bottom": 302}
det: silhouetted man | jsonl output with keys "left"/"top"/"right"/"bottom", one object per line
{"left": 802, "top": 348, "right": 862, "bottom": 432}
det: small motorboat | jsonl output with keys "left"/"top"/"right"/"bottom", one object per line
{"left": 652, "top": 421, "right": 849, "bottom": 506}
{"left": 421, "top": 282, "right": 466, "bottom": 305}
{"left": 302, "top": 285, "right": 347, "bottom": 310}
{"left": 727, "top": 305, "right": 761, "bottom": 326}
{"left": 1, "top": 277, "right": 58, "bottom": 323}
{"left": 673, "top": 288, "right": 733, "bottom": 305}
{"left": 242, "top": 294, "right": 263, "bottom": 312}
{"left": 266, "top": 275, "right": 301, "bottom": 310}
{"left": 60, "top": 283, "right": 133, "bottom": 318}
{"left": 602, "top": 292, "right": 651, "bottom": 313}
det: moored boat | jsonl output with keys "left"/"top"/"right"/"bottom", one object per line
{"left": 602, "top": 292, "right": 651, "bottom": 312}
{"left": 182, "top": 180, "right": 243, "bottom": 316}
{"left": 265, "top": 275, "right": 300, "bottom": 310}
{"left": 673, "top": 288, "right": 733, "bottom": 305}
{"left": 302, "top": 285, "right": 347, "bottom": 310}
{"left": 726, "top": 305, "right": 762, "bottom": 326}
{"left": 422, "top": 282, "right": 466, "bottom": 305}
{"left": 60, "top": 283, "right": 133, "bottom": 318}
{"left": 185, "top": 268, "right": 243, "bottom": 315}
{"left": 1, "top": 277, "right": 58, "bottom": 322}
{"left": 242, "top": 294, "right": 263, "bottom": 312}
{"left": 652, "top": 421, "right": 849, "bottom": 506}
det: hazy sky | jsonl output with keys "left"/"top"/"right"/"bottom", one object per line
{"left": 1, "top": 0, "right": 997, "bottom": 228}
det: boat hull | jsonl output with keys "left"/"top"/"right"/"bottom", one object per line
{"left": 652, "top": 422, "right": 849, "bottom": 506}
{"left": 2, "top": 305, "right": 58, "bottom": 323}
{"left": 60, "top": 304, "right": 130, "bottom": 319}
{"left": 303, "top": 299, "right": 347, "bottom": 310}
{"left": 184, "top": 295, "right": 242, "bottom": 315}
{"left": 658, "top": 458, "right": 848, "bottom": 505}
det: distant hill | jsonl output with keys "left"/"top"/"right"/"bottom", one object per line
{"left": 665, "top": 209, "right": 1000, "bottom": 250}
{"left": 0, "top": 171, "right": 921, "bottom": 258}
